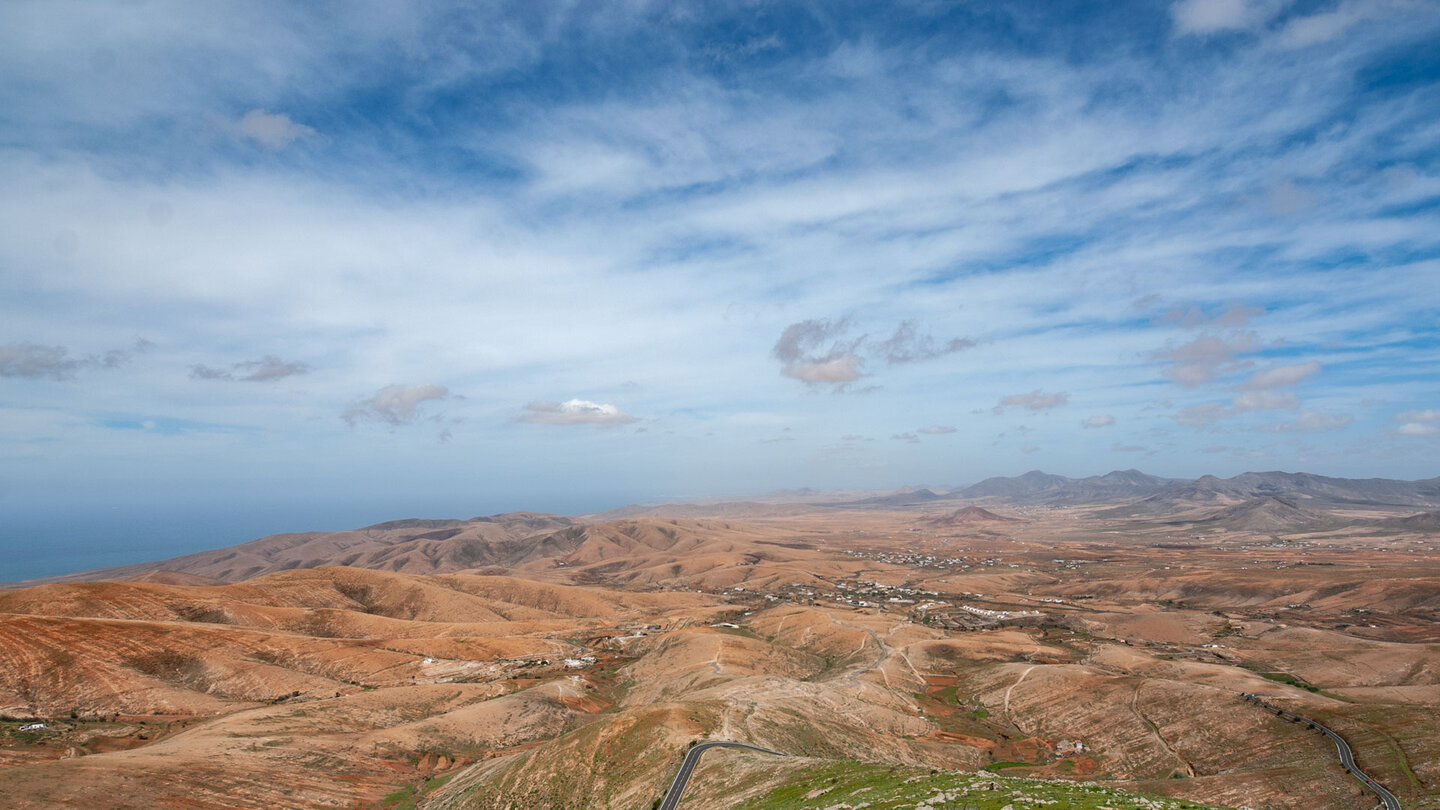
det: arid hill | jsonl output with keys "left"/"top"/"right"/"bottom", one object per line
{"left": 4, "top": 474, "right": 1439, "bottom": 809}
{"left": 925, "top": 506, "right": 1023, "bottom": 526}
{"left": 1191, "top": 496, "right": 1334, "bottom": 533}
{"left": 1376, "top": 509, "right": 1440, "bottom": 533}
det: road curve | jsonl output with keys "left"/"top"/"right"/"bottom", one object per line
{"left": 1241, "top": 693, "right": 1402, "bottom": 810}
{"left": 658, "top": 740, "right": 789, "bottom": 810}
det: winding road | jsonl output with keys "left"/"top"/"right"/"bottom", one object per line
{"left": 1241, "top": 693, "right": 1401, "bottom": 810}
{"left": 658, "top": 740, "right": 789, "bottom": 810}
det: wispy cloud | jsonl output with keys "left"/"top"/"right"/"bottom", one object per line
{"left": 772, "top": 318, "right": 972, "bottom": 390}
{"left": 1083, "top": 415, "right": 1115, "bottom": 429}
{"left": 191, "top": 355, "right": 311, "bottom": 382}
{"left": 235, "top": 109, "right": 317, "bottom": 149}
{"left": 1170, "top": 0, "right": 1286, "bottom": 36}
{"left": 344, "top": 384, "right": 451, "bottom": 426}
{"left": 1155, "top": 332, "right": 1261, "bottom": 387}
{"left": 1257, "top": 412, "right": 1354, "bottom": 432}
{"left": 918, "top": 425, "right": 956, "bottom": 434}
{"left": 772, "top": 319, "right": 865, "bottom": 387}
{"left": 0, "top": 339, "right": 151, "bottom": 380}
{"left": 874, "top": 321, "right": 974, "bottom": 365}
{"left": 995, "top": 390, "right": 1069, "bottom": 413}
{"left": 1242, "top": 362, "right": 1321, "bottom": 390}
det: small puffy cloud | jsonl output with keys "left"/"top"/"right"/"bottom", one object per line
{"left": 1083, "top": 415, "right": 1115, "bottom": 429}
{"left": 773, "top": 318, "right": 973, "bottom": 389}
{"left": 891, "top": 432, "right": 919, "bottom": 443}
{"left": 782, "top": 355, "right": 866, "bottom": 384}
{"left": 918, "top": 425, "right": 956, "bottom": 435}
{"left": 519, "top": 398, "right": 637, "bottom": 426}
{"left": 1243, "top": 362, "right": 1320, "bottom": 390}
{"left": 237, "top": 109, "right": 317, "bottom": 149}
{"left": 1258, "top": 412, "right": 1354, "bottom": 433}
{"left": 773, "top": 318, "right": 865, "bottom": 386}
{"left": 345, "top": 384, "right": 450, "bottom": 426}
{"left": 0, "top": 343, "right": 76, "bottom": 379}
{"left": 874, "top": 321, "right": 974, "bottom": 365}
{"left": 1171, "top": 0, "right": 1283, "bottom": 35}
{"left": 995, "top": 390, "right": 1069, "bottom": 412}
{"left": 191, "top": 355, "right": 311, "bottom": 382}
{"left": 1155, "top": 331, "right": 1260, "bottom": 387}
{"left": 1394, "top": 408, "right": 1440, "bottom": 436}
{"left": 1, "top": 339, "right": 151, "bottom": 380}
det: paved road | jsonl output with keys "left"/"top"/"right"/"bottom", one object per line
{"left": 1242, "top": 693, "right": 1402, "bottom": 810}
{"left": 658, "top": 740, "right": 788, "bottom": 810}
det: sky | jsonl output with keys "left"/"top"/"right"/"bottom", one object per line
{"left": 2, "top": 0, "right": 1439, "bottom": 578}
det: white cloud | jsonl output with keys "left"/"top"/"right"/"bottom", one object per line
{"left": 1083, "top": 415, "right": 1115, "bottom": 429}
{"left": 918, "top": 425, "right": 956, "bottom": 434}
{"left": 344, "top": 384, "right": 450, "bottom": 426}
{"left": 1395, "top": 409, "right": 1440, "bottom": 423}
{"left": 237, "top": 109, "right": 317, "bottom": 149}
{"left": 1397, "top": 422, "right": 1440, "bottom": 436}
{"left": 519, "top": 398, "right": 637, "bottom": 426}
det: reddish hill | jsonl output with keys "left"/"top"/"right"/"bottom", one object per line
{"left": 925, "top": 506, "right": 1022, "bottom": 526}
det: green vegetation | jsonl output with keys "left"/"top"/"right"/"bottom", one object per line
{"left": 1259, "top": 672, "right": 1320, "bottom": 693}
{"left": 376, "top": 770, "right": 456, "bottom": 810}
{"left": 733, "top": 761, "right": 1229, "bottom": 809}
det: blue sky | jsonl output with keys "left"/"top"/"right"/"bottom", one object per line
{"left": 2, "top": 1, "right": 1439, "bottom": 575}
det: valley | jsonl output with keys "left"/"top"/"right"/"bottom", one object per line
{"left": 2, "top": 471, "right": 1438, "bottom": 809}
